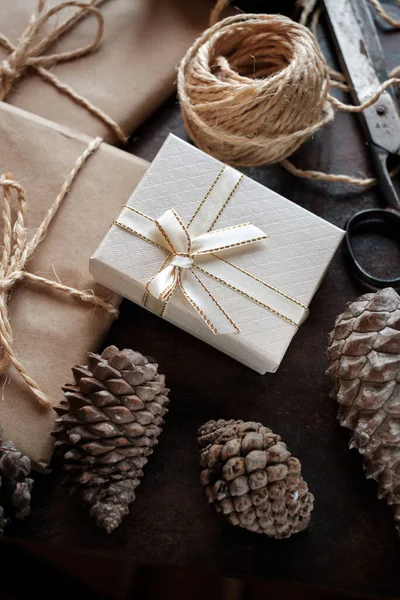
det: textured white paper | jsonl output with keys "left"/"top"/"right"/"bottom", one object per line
{"left": 90, "top": 134, "right": 344, "bottom": 374}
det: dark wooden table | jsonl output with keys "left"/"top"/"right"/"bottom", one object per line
{"left": 3, "top": 3, "right": 400, "bottom": 598}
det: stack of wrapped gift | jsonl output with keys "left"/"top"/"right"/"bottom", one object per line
{"left": 0, "top": 1, "right": 344, "bottom": 472}
{"left": 0, "top": 0, "right": 218, "bottom": 469}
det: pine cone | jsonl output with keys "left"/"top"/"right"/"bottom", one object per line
{"left": 198, "top": 419, "right": 314, "bottom": 539}
{"left": 327, "top": 287, "right": 400, "bottom": 533}
{"left": 52, "top": 345, "right": 170, "bottom": 534}
{"left": 0, "top": 433, "right": 34, "bottom": 535}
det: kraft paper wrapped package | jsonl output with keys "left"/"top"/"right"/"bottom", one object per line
{"left": 91, "top": 134, "right": 345, "bottom": 374}
{"left": 0, "top": 102, "right": 148, "bottom": 469}
{"left": 0, "top": 0, "right": 215, "bottom": 143}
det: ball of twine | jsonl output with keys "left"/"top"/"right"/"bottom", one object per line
{"left": 177, "top": 13, "right": 334, "bottom": 168}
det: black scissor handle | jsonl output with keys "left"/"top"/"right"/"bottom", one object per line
{"left": 345, "top": 208, "right": 400, "bottom": 288}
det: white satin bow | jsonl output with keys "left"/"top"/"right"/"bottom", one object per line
{"left": 117, "top": 207, "right": 268, "bottom": 334}
{"left": 113, "top": 160, "right": 310, "bottom": 336}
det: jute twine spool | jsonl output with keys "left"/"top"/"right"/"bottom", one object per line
{"left": 178, "top": 12, "right": 332, "bottom": 167}
{"left": 177, "top": 0, "right": 400, "bottom": 185}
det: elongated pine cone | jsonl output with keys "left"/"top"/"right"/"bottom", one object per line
{"left": 0, "top": 431, "right": 34, "bottom": 535}
{"left": 52, "top": 346, "right": 169, "bottom": 534}
{"left": 327, "top": 288, "right": 400, "bottom": 533}
{"left": 198, "top": 419, "right": 314, "bottom": 539}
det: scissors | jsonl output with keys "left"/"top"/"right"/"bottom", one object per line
{"left": 324, "top": 0, "right": 400, "bottom": 288}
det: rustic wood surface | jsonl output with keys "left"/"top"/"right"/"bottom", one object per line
{"left": 2, "top": 3, "right": 400, "bottom": 598}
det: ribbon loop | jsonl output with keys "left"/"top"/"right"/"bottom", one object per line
{"left": 0, "top": 1, "right": 103, "bottom": 98}
{"left": 28, "top": 2, "right": 104, "bottom": 66}
{"left": 155, "top": 209, "right": 191, "bottom": 255}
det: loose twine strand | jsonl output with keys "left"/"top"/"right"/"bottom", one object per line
{"left": 178, "top": 0, "right": 400, "bottom": 187}
{"left": 0, "top": 137, "right": 118, "bottom": 409}
{"left": 0, "top": 0, "right": 127, "bottom": 144}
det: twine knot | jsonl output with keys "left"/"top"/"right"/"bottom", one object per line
{"left": 0, "top": 138, "right": 118, "bottom": 409}
{"left": 0, "top": 272, "right": 24, "bottom": 292}
{"left": 0, "top": 58, "right": 20, "bottom": 100}
{"left": 0, "top": 58, "right": 17, "bottom": 79}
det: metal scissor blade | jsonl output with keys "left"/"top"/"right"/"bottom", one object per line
{"left": 324, "top": 0, "right": 400, "bottom": 156}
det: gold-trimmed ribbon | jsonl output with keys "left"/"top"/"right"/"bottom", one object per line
{"left": 113, "top": 165, "right": 309, "bottom": 335}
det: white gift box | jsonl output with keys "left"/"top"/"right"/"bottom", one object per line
{"left": 90, "top": 134, "right": 344, "bottom": 373}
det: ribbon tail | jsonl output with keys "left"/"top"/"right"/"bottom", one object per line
{"left": 146, "top": 265, "right": 177, "bottom": 302}
{"left": 178, "top": 269, "right": 240, "bottom": 335}
{"left": 194, "top": 257, "right": 309, "bottom": 328}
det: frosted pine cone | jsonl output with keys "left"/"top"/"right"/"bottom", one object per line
{"left": 327, "top": 288, "right": 400, "bottom": 533}
{"left": 52, "top": 346, "right": 169, "bottom": 534}
{"left": 0, "top": 433, "right": 34, "bottom": 535}
{"left": 198, "top": 419, "right": 314, "bottom": 539}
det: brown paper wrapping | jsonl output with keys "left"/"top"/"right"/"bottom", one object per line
{"left": 0, "top": 0, "right": 214, "bottom": 143}
{"left": 0, "top": 101, "right": 148, "bottom": 469}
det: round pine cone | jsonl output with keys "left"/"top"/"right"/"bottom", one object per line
{"left": 327, "top": 287, "right": 400, "bottom": 533}
{"left": 52, "top": 346, "right": 169, "bottom": 534}
{"left": 198, "top": 419, "right": 314, "bottom": 539}
{"left": 0, "top": 433, "right": 33, "bottom": 535}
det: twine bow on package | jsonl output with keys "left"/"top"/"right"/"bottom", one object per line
{"left": 0, "top": 102, "right": 148, "bottom": 469}
{"left": 91, "top": 134, "right": 345, "bottom": 373}
{"left": 0, "top": 0, "right": 215, "bottom": 143}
